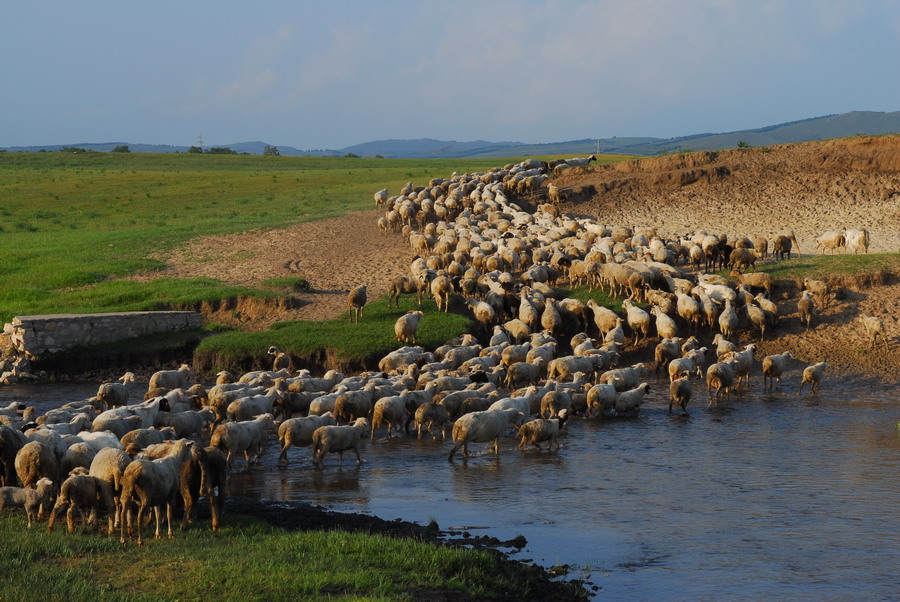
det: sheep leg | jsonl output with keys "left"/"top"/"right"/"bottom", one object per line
{"left": 166, "top": 502, "right": 175, "bottom": 539}
{"left": 67, "top": 506, "right": 77, "bottom": 534}
{"left": 355, "top": 446, "right": 362, "bottom": 465}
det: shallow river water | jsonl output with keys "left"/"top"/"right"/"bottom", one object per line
{"left": 5, "top": 375, "right": 900, "bottom": 599}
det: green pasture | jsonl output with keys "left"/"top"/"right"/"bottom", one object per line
{"left": 751, "top": 252, "right": 899, "bottom": 280}
{"left": 0, "top": 512, "right": 582, "bottom": 600}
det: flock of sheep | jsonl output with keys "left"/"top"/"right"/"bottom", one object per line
{"left": 0, "top": 155, "right": 890, "bottom": 545}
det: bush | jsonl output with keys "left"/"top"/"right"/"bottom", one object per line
{"left": 263, "top": 145, "right": 281, "bottom": 156}
{"left": 111, "top": 145, "right": 131, "bottom": 153}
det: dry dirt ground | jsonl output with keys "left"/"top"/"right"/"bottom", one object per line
{"left": 140, "top": 136, "right": 900, "bottom": 381}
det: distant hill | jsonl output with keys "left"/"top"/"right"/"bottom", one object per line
{"left": 3, "top": 110, "right": 898, "bottom": 158}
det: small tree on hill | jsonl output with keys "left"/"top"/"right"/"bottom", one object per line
{"left": 111, "top": 145, "right": 131, "bottom": 153}
{"left": 263, "top": 145, "right": 281, "bottom": 156}
{"left": 188, "top": 146, "right": 203, "bottom": 154}
{"left": 737, "top": 140, "right": 752, "bottom": 149}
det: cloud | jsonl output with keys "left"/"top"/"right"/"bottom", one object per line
{"left": 216, "top": 25, "right": 295, "bottom": 103}
{"left": 291, "top": 25, "right": 373, "bottom": 99}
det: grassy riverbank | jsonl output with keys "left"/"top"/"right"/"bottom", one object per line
{"left": 0, "top": 509, "right": 585, "bottom": 600}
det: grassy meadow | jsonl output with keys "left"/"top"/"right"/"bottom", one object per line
{"left": 0, "top": 512, "right": 581, "bottom": 600}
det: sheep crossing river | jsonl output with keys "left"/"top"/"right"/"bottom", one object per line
{"left": 3, "top": 378, "right": 898, "bottom": 598}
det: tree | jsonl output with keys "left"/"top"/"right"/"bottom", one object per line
{"left": 206, "top": 146, "right": 237, "bottom": 155}
{"left": 188, "top": 146, "right": 203, "bottom": 154}
{"left": 59, "top": 146, "right": 87, "bottom": 153}
{"left": 263, "top": 145, "right": 281, "bottom": 156}
{"left": 343, "top": 152, "right": 360, "bottom": 158}
{"left": 737, "top": 140, "right": 752, "bottom": 149}
{"left": 111, "top": 145, "right": 131, "bottom": 153}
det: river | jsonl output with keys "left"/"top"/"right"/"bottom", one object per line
{"left": 4, "top": 374, "right": 899, "bottom": 599}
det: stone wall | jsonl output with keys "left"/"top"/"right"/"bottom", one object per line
{"left": 3, "top": 311, "right": 202, "bottom": 355}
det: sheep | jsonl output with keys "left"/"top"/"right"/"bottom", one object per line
{"left": 667, "top": 350, "right": 705, "bottom": 382}
{"left": 61, "top": 442, "right": 97, "bottom": 476}
{"left": 729, "top": 247, "right": 758, "bottom": 271}
{"left": 755, "top": 293, "right": 779, "bottom": 328}
{"left": 267, "top": 346, "right": 291, "bottom": 372}
{"left": 815, "top": 230, "right": 846, "bottom": 254}
{"left": 622, "top": 299, "right": 651, "bottom": 346}
{"left": 370, "top": 396, "right": 406, "bottom": 440}
{"left": 431, "top": 275, "right": 454, "bottom": 312}
{"left": 93, "top": 396, "right": 170, "bottom": 431}
{"left": 857, "top": 314, "right": 888, "bottom": 349}
{"left": 516, "top": 410, "right": 568, "bottom": 451}
{"left": 447, "top": 408, "right": 523, "bottom": 460}
{"left": 137, "top": 440, "right": 215, "bottom": 532}
{"left": 654, "top": 338, "right": 683, "bottom": 381}
{"left": 89, "top": 448, "right": 132, "bottom": 529}
{"left": 651, "top": 306, "right": 678, "bottom": 340}
{"left": 614, "top": 383, "right": 651, "bottom": 417}
{"left": 706, "top": 359, "right": 738, "bottom": 406}
{"left": 563, "top": 155, "right": 597, "bottom": 168}
{"left": 587, "top": 300, "right": 620, "bottom": 339}
{"left": 203, "top": 446, "right": 228, "bottom": 531}
{"left": 547, "top": 355, "right": 603, "bottom": 383}
{"left": 724, "top": 344, "right": 757, "bottom": 388}
{"left": 210, "top": 414, "right": 276, "bottom": 471}
{"left": 348, "top": 285, "right": 367, "bottom": 323}
{"left": 798, "top": 362, "right": 828, "bottom": 394}
{"left": 798, "top": 290, "right": 815, "bottom": 331}
{"left": 712, "top": 334, "right": 739, "bottom": 360}
{"left": 374, "top": 188, "right": 388, "bottom": 208}
{"left": 395, "top": 310, "right": 425, "bottom": 344}
{"left": 600, "top": 363, "right": 648, "bottom": 392}
{"left": 586, "top": 384, "right": 617, "bottom": 417}
{"left": 15, "top": 441, "right": 60, "bottom": 514}
{"left": 47, "top": 472, "right": 113, "bottom": 534}
{"left": 540, "top": 390, "right": 572, "bottom": 419}
{"left": 762, "top": 352, "right": 794, "bottom": 391}
{"left": 333, "top": 384, "right": 378, "bottom": 424}
{"left": 148, "top": 364, "right": 194, "bottom": 392}
{"left": 772, "top": 231, "right": 799, "bottom": 259}
{"left": 414, "top": 402, "right": 451, "bottom": 440}
{"left": 844, "top": 228, "right": 870, "bottom": 254}
{"left": 310, "top": 418, "right": 370, "bottom": 468}
{"left": 388, "top": 273, "right": 434, "bottom": 308}
{"left": 669, "top": 378, "right": 692, "bottom": 415}
{"left": 0, "top": 425, "right": 26, "bottom": 486}
{"left": 0, "top": 477, "right": 54, "bottom": 527}
{"left": 226, "top": 381, "right": 285, "bottom": 422}
{"left": 732, "top": 270, "right": 773, "bottom": 298}
{"left": 77, "top": 430, "right": 125, "bottom": 453}
{"left": 802, "top": 278, "right": 831, "bottom": 307}
{"left": 156, "top": 409, "right": 211, "bottom": 439}
{"left": 746, "top": 301, "right": 768, "bottom": 341}
{"left": 119, "top": 439, "right": 195, "bottom": 546}
{"left": 120, "top": 427, "right": 179, "bottom": 455}
{"left": 277, "top": 414, "right": 335, "bottom": 463}
{"left": 95, "top": 372, "right": 136, "bottom": 409}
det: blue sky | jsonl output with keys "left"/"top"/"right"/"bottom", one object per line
{"left": 3, "top": 0, "right": 898, "bottom": 148}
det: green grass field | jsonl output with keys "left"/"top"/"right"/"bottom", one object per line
{"left": 0, "top": 512, "right": 580, "bottom": 600}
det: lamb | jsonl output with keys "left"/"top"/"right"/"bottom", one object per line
{"left": 516, "top": 410, "right": 568, "bottom": 451}
{"left": 120, "top": 427, "right": 179, "bottom": 455}
{"left": 47, "top": 472, "right": 113, "bottom": 534}
{"left": 622, "top": 299, "right": 651, "bottom": 346}
{"left": 798, "top": 290, "right": 815, "bottom": 331}
{"left": 119, "top": 439, "right": 195, "bottom": 546}
{"left": 669, "top": 378, "right": 692, "bottom": 415}
{"left": 43, "top": 412, "right": 92, "bottom": 436}
{"left": 0, "top": 477, "right": 54, "bottom": 527}
{"left": 348, "top": 285, "right": 367, "bottom": 323}
{"left": 857, "top": 314, "right": 888, "bottom": 349}
{"left": 148, "top": 364, "right": 194, "bottom": 391}
{"left": 210, "top": 414, "right": 277, "bottom": 471}
{"left": 762, "top": 352, "right": 794, "bottom": 391}
{"left": 798, "top": 362, "right": 827, "bottom": 394}
{"left": 745, "top": 301, "right": 768, "bottom": 341}
{"left": 447, "top": 408, "right": 523, "bottom": 460}
{"left": 89, "top": 447, "right": 132, "bottom": 529}
{"left": 310, "top": 417, "right": 370, "bottom": 468}
{"left": 844, "top": 228, "right": 870, "bottom": 254}
{"left": 586, "top": 384, "right": 617, "bottom": 417}
{"left": 724, "top": 343, "right": 757, "bottom": 388}
{"left": 654, "top": 338, "right": 683, "bottom": 381}
{"left": 414, "top": 402, "right": 451, "bottom": 440}
{"left": 95, "top": 372, "right": 136, "bottom": 409}
{"left": 614, "top": 383, "right": 651, "bottom": 417}
{"left": 277, "top": 414, "right": 335, "bottom": 463}
{"left": 395, "top": 310, "right": 425, "bottom": 344}
{"left": 370, "top": 396, "right": 406, "bottom": 440}
{"left": 815, "top": 230, "right": 846, "bottom": 254}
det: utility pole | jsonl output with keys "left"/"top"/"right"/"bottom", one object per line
{"left": 196, "top": 133, "right": 204, "bottom": 151}
{"left": 594, "top": 138, "right": 602, "bottom": 155}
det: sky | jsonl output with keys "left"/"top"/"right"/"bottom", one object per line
{"left": 2, "top": 0, "right": 899, "bottom": 149}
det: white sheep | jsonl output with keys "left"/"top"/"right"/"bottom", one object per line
{"left": 586, "top": 384, "right": 617, "bottom": 417}
{"left": 95, "top": 372, "right": 136, "bottom": 409}
{"left": 798, "top": 290, "right": 815, "bottom": 331}
{"left": 844, "top": 228, "right": 870, "bottom": 254}
{"left": 89, "top": 447, "right": 132, "bottom": 529}
{"left": 0, "top": 477, "right": 54, "bottom": 527}
{"left": 724, "top": 344, "right": 757, "bottom": 388}
{"left": 706, "top": 359, "right": 738, "bottom": 407}
{"left": 798, "top": 362, "right": 828, "bottom": 394}
{"left": 815, "top": 230, "right": 846, "bottom": 254}
{"left": 61, "top": 442, "right": 97, "bottom": 476}
{"left": 651, "top": 306, "right": 678, "bottom": 340}
{"left": 119, "top": 439, "right": 195, "bottom": 546}
{"left": 599, "top": 363, "right": 647, "bottom": 392}
{"left": 762, "top": 352, "right": 794, "bottom": 391}
{"left": 120, "top": 427, "right": 179, "bottom": 455}
{"left": 147, "top": 364, "right": 194, "bottom": 391}
{"left": 395, "top": 310, "right": 425, "bottom": 344}
{"left": 370, "top": 396, "right": 406, "bottom": 440}
{"left": 414, "top": 402, "right": 451, "bottom": 440}
{"left": 447, "top": 408, "right": 523, "bottom": 460}
{"left": 277, "top": 414, "right": 335, "bottom": 464}
{"left": 77, "top": 430, "right": 125, "bottom": 453}
{"left": 348, "top": 285, "right": 368, "bottom": 324}
{"left": 669, "top": 378, "right": 692, "bottom": 415}
{"left": 226, "top": 381, "right": 285, "bottom": 422}
{"left": 47, "top": 472, "right": 112, "bottom": 534}
{"left": 718, "top": 298, "right": 739, "bottom": 339}
{"left": 857, "top": 314, "right": 888, "bottom": 349}
{"left": 210, "top": 414, "right": 276, "bottom": 471}
{"left": 614, "top": 383, "right": 651, "bottom": 417}
{"left": 311, "top": 418, "right": 370, "bottom": 468}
